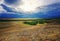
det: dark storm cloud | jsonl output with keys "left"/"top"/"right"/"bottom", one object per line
{"left": 0, "top": 0, "right": 60, "bottom": 18}
{"left": 4, "top": 0, "right": 21, "bottom": 5}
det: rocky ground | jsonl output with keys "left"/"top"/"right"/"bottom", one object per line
{"left": 0, "top": 21, "right": 60, "bottom": 41}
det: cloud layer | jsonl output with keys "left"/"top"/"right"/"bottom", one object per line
{"left": 0, "top": 0, "right": 60, "bottom": 13}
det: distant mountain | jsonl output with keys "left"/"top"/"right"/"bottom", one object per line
{"left": 0, "top": 2, "right": 60, "bottom": 19}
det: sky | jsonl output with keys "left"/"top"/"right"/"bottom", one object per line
{"left": 0, "top": 0, "right": 60, "bottom": 18}
{"left": 0, "top": 0, "right": 60, "bottom": 12}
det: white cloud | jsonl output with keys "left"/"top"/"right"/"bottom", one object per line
{"left": 0, "top": 0, "right": 6, "bottom": 12}
{"left": 0, "top": 0, "right": 60, "bottom": 13}
{"left": 14, "top": 0, "right": 60, "bottom": 13}
{"left": 41, "top": 0, "right": 60, "bottom": 5}
{"left": 0, "top": 6, "right": 7, "bottom": 12}
{"left": 0, "top": 0, "right": 4, "bottom": 4}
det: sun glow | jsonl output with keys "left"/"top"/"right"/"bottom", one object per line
{"left": 16, "top": 0, "right": 43, "bottom": 13}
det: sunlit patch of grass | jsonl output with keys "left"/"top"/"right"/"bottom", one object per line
{"left": 23, "top": 19, "right": 46, "bottom": 25}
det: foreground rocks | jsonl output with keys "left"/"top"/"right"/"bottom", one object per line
{"left": 0, "top": 21, "right": 60, "bottom": 41}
